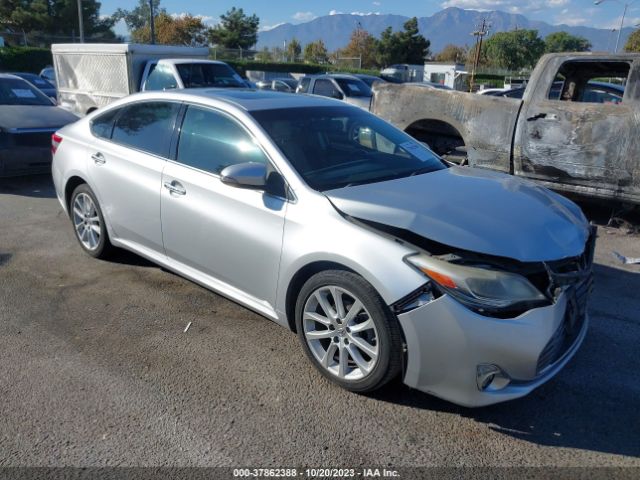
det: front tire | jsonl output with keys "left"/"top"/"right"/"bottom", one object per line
{"left": 70, "top": 183, "right": 113, "bottom": 259}
{"left": 295, "top": 270, "right": 403, "bottom": 393}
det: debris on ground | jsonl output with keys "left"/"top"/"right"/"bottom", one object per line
{"left": 183, "top": 321, "right": 192, "bottom": 333}
{"left": 612, "top": 251, "right": 640, "bottom": 265}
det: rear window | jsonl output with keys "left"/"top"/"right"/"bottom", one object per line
{"left": 90, "top": 108, "right": 121, "bottom": 140}
{"left": 0, "top": 77, "right": 52, "bottom": 106}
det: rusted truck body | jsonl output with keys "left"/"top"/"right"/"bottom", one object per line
{"left": 372, "top": 53, "right": 640, "bottom": 205}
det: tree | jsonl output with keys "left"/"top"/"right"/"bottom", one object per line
{"left": 545, "top": 31, "right": 591, "bottom": 53}
{"left": 286, "top": 38, "right": 301, "bottom": 61}
{"left": 435, "top": 44, "right": 468, "bottom": 63}
{"left": 0, "top": 0, "right": 115, "bottom": 39}
{"left": 624, "top": 29, "right": 640, "bottom": 52}
{"left": 337, "top": 28, "right": 379, "bottom": 69}
{"left": 483, "top": 29, "right": 545, "bottom": 70}
{"left": 132, "top": 13, "right": 208, "bottom": 46}
{"left": 375, "top": 18, "right": 430, "bottom": 67}
{"left": 112, "top": 0, "right": 165, "bottom": 32}
{"left": 401, "top": 17, "right": 430, "bottom": 64}
{"left": 255, "top": 47, "right": 273, "bottom": 62}
{"left": 303, "top": 39, "right": 328, "bottom": 63}
{"left": 208, "top": 7, "right": 259, "bottom": 49}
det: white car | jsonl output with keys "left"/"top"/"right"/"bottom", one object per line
{"left": 51, "top": 89, "right": 594, "bottom": 407}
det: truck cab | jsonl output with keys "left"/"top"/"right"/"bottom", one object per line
{"left": 140, "top": 59, "right": 247, "bottom": 91}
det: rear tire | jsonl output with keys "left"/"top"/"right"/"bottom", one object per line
{"left": 69, "top": 183, "right": 113, "bottom": 259}
{"left": 295, "top": 270, "right": 403, "bottom": 393}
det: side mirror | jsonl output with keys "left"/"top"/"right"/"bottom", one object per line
{"left": 220, "top": 162, "right": 267, "bottom": 189}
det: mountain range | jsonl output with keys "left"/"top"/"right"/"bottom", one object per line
{"left": 256, "top": 7, "right": 634, "bottom": 54}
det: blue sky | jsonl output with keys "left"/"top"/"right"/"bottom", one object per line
{"left": 99, "top": 0, "right": 640, "bottom": 34}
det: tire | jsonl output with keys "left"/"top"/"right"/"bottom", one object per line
{"left": 295, "top": 270, "right": 403, "bottom": 393}
{"left": 69, "top": 183, "right": 113, "bottom": 259}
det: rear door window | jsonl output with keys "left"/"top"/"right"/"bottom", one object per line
{"left": 548, "top": 61, "right": 629, "bottom": 103}
{"left": 176, "top": 105, "right": 268, "bottom": 175}
{"left": 297, "top": 77, "right": 311, "bottom": 93}
{"left": 111, "top": 101, "right": 180, "bottom": 157}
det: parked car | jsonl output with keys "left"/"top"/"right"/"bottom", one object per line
{"left": 10, "top": 72, "right": 57, "bottom": 101}
{"left": 351, "top": 74, "right": 385, "bottom": 87}
{"left": 40, "top": 66, "right": 56, "bottom": 84}
{"left": 297, "top": 74, "right": 372, "bottom": 110}
{"left": 0, "top": 74, "right": 77, "bottom": 177}
{"left": 52, "top": 89, "right": 594, "bottom": 407}
{"left": 256, "top": 78, "right": 299, "bottom": 92}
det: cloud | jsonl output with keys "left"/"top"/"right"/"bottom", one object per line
{"left": 373, "top": 1, "right": 382, "bottom": 5}
{"left": 170, "top": 12, "right": 216, "bottom": 24}
{"left": 292, "top": 11, "right": 316, "bottom": 22}
{"left": 329, "top": 10, "right": 380, "bottom": 16}
{"left": 440, "top": 0, "right": 569, "bottom": 12}
{"left": 260, "top": 22, "right": 285, "bottom": 32}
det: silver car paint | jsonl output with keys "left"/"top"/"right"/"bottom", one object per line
{"left": 398, "top": 292, "right": 587, "bottom": 407}
{"left": 52, "top": 90, "right": 590, "bottom": 406}
{"left": 326, "top": 166, "right": 590, "bottom": 262}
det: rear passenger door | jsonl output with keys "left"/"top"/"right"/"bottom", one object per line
{"left": 87, "top": 101, "right": 180, "bottom": 254}
{"left": 160, "top": 104, "right": 287, "bottom": 311}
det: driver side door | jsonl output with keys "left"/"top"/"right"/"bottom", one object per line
{"left": 160, "top": 104, "right": 287, "bottom": 315}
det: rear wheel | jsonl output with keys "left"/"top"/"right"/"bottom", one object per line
{"left": 70, "top": 183, "right": 113, "bottom": 259}
{"left": 295, "top": 270, "right": 403, "bottom": 392}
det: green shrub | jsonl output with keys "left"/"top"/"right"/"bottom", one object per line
{"left": 0, "top": 47, "right": 52, "bottom": 73}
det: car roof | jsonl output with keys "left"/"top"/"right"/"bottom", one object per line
{"left": 131, "top": 88, "right": 348, "bottom": 112}
{"left": 157, "top": 59, "right": 229, "bottom": 65}
{"left": 0, "top": 73, "right": 27, "bottom": 81}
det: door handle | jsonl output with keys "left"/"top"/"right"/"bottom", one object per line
{"left": 527, "top": 113, "right": 559, "bottom": 122}
{"left": 91, "top": 152, "right": 106, "bottom": 165}
{"left": 163, "top": 180, "right": 186, "bottom": 196}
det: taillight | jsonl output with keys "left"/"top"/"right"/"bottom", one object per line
{"left": 51, "top": 133, "right": 63, "bottom": 155}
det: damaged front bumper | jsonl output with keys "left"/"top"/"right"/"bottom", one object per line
{"left": 398, "top": 290, "right": 588, "bottom": 407}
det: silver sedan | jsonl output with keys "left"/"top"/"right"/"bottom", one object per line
{"left": 51, "top": 89, "right": 594, "bottom": 407}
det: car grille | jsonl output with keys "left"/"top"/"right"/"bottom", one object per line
{"left": 536, "top": 226, "right": 596, "bottom": 375}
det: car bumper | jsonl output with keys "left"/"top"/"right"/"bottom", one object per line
{"left": 398, "top": 291, "right": 587, "bottom": 407}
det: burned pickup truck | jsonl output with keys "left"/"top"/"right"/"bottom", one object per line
{"left": 372, "top": 53, "right": 640, "bottom": 206}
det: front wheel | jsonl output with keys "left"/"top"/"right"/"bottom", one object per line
{"left": 295, "top": 270, "right": 403, "bottom": 392}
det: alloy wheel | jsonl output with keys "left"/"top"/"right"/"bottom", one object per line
{"left": 72, "top": 192, "right": 101, "bottom": 251}
{"left": 303, "top": 286, "right": 379, "bottom": 381}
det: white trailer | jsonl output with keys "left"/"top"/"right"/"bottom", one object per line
{"left": 52, "top": 43, "right": 242, "bottom": 116}
{"left": 422, "top": 62, "right": 468, "bottom": 91}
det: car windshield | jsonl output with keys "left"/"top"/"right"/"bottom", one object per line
{"left": 176, "top": 63, "right": 245, "bottom": 88}
{"left": 334, "top": 78, "right": 372, "bottom": 97}
{"left": 0, "top": 77, "right": 53, "bottom": 106}
{"left": 251, "top": 106, "right": 446, "bottom": 191}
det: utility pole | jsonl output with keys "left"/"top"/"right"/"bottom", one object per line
{"left": 149, "top": 0, "right": 156, "bottom": 44}
{"left": 469, "top": 18, "right": 489, "bottom": 92}
{"left": 76, "top": 0, "right": 84, "bottom": 43}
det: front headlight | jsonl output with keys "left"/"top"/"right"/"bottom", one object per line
{"left": 405, "top": 253, "right": 547, "bottom": 312}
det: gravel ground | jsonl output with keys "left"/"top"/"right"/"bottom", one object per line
{"left": 0, "top": 174, "right": 639, "bottom": 468}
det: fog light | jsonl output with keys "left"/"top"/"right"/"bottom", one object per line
{"left": 476, "top": 364, "right": 511, "bottom": 391}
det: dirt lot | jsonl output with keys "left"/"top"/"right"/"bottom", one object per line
{"left": 1, "top": 174, "right": 639, "bottom": 467}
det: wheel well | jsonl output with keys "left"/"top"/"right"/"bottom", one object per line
{"left": 285, "top": 261, "right": 356, "bottom": 332}
{"left": 64, "top": 176, "right": 87, "bottom": 212}
{"left": 405, "top": 119, "right": 465, "bottom": 157}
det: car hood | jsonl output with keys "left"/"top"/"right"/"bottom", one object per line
{"left": 0, "top": 105, "right": 77, "bottom": 130}
{"left": 324, "top": 166, "right": 590, "bottom": 262}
